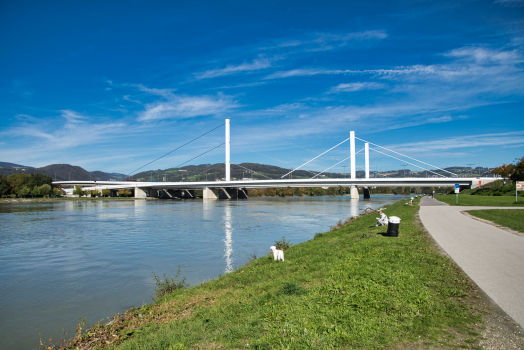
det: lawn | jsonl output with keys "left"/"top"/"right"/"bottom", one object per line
{"left": 435, "top": 194, "right": 524, "bottom": 206}
{"left": 66, "top": 198, "right": 483, "bottom": 350}
{"left": 466, "top": 209, "right": 524, "bottom": 233}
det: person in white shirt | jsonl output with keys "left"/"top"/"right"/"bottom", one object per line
{"left": 376, "top": 210, "right": 388, "bottom": 226}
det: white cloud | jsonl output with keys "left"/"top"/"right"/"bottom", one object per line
{"left": 264, "top": 30, "right": 388, "bottom": 52}
{"left": 3, "top": 110, "right": 126, "bottom": 154}
{"left": 138, "top": 94, "right": 238, "bottom": 121}
{"left": 196, "top": 58, "right": 274, "bottom": 80}
{"left": 385, "top": 131, "right": 524, "bottom": 154}
{"left": 328, "top": 82, "right": 386, "bottom": 93}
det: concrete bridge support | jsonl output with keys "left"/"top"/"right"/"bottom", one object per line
{"left": 363, "top": 187, "right": 371, "bottom": 199}
{"left": 135, "top": 187, "right": 147, "bottom": 198}
{"left": 350, "top": 185, "right": 359, "bottom": 200}
{"left": 238, "top": 188, "right": 249, "bottom": 199}
{"left": 219, "top": 188, "right": 237, "bottom": 199}
{"left": 203, "top": 187, "right": 217, "bottom": 199}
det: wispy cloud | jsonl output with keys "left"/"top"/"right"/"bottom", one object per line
{"left": 328, "top": 82, "right": 386, "bottom": 93}
{"left": 196, "top": 58, "right": 274, "bottom": 80}
{"left": 5, "top": 110, "right": 125, "bottom": 148}
{"left": 263, "top": 30, "right": 388, "bottom": 52}
{"left": 138, "top": 93, "right": 238, "bottom": 121}
{"left": 383, "top": 130, "right": 524, "bottom": 156}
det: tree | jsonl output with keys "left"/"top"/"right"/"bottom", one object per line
{"left": 7, "top": 173, "right": 31, "bottom": 196}
{"left": 91, "top": 189, "right": 101, "bottom": 197}
{"left": 32, "top": 185, "right": 41, "bottom": 198}
{"left": 73, "top": 185, "right": 85, "bottom": 196}
{"left": 0, "top": 175, "right": 10, "bottom": 197}
{"left": 125, "top": 189, "right": 132, "bottom": 197}
{"left": 40, "top": 184, "right": 51, "bottom": 197}
{"left": 491, "top": 163, "right": 515, "bottom": 182}
{"left": 102, "top": 188, "right": 111, "bottom": 197}
{"left": 510, "top": 156, "right": 524, "bottom": 181}
{"left": 52, "top": 187, "right": 63, "bottom": 196}
{"left": 19, "top": 186, "right": 30, "bottom": 197}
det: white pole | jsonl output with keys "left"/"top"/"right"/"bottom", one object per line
{"left": 350, "top": 131, "right": 356, "bottom": 179}
{"left": 365, "top": 142, "right": 369, "bottom": 179}
{"left": 225, "top": 118, "right": 231, "bottom": 182}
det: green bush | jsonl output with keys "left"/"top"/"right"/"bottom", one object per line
{"left": 152, "top": 266, "right": 187, "bottom": 300}
{"left": 274, "top": 236, "right": 292, "bottom": 250}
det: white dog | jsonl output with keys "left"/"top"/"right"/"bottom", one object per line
{"left": 270, "top": 246, "right": 285, "bottom": 261}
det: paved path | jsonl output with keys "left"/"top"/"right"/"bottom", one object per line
{"left": 419, "top": 196, "right": 524, "bottom": 328}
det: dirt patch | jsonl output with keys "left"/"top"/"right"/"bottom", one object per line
{"left": 416, "top": 209, "right": 524, "bottom": 349}
{"left": 461, "top": 211, "right": 524, "bottom": 238}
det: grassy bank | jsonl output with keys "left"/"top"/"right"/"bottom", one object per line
{"left": 435, "top": 194, "right": 523, "bottom": 206}
{"left": 65, "top": 198, "right": 483, "bottom": 349}
{"left": 466, "top": 209, "right": 524, "bottom": 233}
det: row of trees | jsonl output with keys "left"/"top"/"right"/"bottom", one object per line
{"left": 244, "top": 186, "right": 438, "bottom": 197}
{"left": 0, "top": 173, "right": 63, "bottom": 198}
{"left": 72, "top": 186, "right": 133, "bottom": 197}
{"left": 491, "top": 156, "right": 524, "bottom": 182}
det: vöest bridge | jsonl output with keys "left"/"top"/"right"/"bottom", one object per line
{"left": 54, "top": 118, "right": 496, "bottom": 200}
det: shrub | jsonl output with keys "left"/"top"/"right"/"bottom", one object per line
{"left": 152, "top": 266, "right": 187, "bottom": 299}
{"left": 274, "top": 236, "right": 292, "bottom": 250}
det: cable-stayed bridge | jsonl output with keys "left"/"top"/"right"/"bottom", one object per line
{"left": 54, "top": 118, "right": 496, "bottom": 200}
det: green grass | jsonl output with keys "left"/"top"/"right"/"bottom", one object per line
{"left": 466, "top": 209, "right": 524, "bottom": 233}
{"left": 435, "top": 194, "right": 524, "bottom": 206}
{"left": 68, "top": 198, "right": 483, "bottom": 350}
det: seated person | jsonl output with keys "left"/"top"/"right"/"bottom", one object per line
{"left": 375, "top": 210, "right": 388, "bottom": 226}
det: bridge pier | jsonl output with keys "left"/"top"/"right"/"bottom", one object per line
{"left": 363, "top": 187, "right": 371, "bottom": 199}
{"left": 203, "top": 187, "right": 218, "bottom": 199}
{"left": 350, "top": 185, "right": 359, "bottom": 200}
{"left": 219, "top": 187, "right": 237, "bottom": 199}
{"left": 238, "top": 188, "right": 249, "bottom": 199}
{"left": 135, "top": 186, "right": 147, "bottom": 198}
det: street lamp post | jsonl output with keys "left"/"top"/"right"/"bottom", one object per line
{"left": 401, "top": 164, "right": 407, "bottom": 178}
{"left": 342, "top": 165, "right": 347, "bottom": 178}
{"left": 467, "top": 164, "right": 475, "bottom": 177}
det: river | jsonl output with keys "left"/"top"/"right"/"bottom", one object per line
{"left": 0, "top": 195, "right": 407, "bottom": 349}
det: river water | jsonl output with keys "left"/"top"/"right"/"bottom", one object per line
{"left": 0, "top": 195, "right": 406, "bottom": 349}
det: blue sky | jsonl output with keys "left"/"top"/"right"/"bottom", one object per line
{"left": 1, "top": 0, "right": 523, "bottom": 176}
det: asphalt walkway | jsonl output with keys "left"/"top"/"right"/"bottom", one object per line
{"left": 419, "top": 196, "right": 524, "bottom": 328}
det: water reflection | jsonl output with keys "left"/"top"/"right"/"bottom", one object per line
{"left": 223, "top": 202, "right": 234, "bottom": 273}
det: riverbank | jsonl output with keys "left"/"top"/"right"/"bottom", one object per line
{"left": 0, "top": 197, "right": 146, "bottom": 203}
{"left": 57, "top": 198, "right": 492, "bottom": 349}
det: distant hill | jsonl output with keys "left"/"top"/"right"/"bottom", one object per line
{"left": 0, "top": 161, "right": 491, "bottom": 182}
{"left": 0, "top": 162, "right": 126, "bottom": 181}
{"left": 0, "top": 162, "right": 29, "bottom": 168}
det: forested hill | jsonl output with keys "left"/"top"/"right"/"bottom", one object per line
{"left": 0, "top": 163, "right": 126, "bottom": 181}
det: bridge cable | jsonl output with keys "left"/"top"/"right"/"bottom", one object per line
{"left": 194, "top": 163, "right": 225, "bottom": 178}
{"left": 232, "top": 122, "right": 341, "bottom": 162}
{"left": 311, "top": 148, "right": 364, "bottom": 179}
{"left": 126, "top": 123, "right": 225, "bottom": 176}
{"left": 281, "top": 136, "right": 352, "bottom": 179}
{"left": 369, "top": 148, "right": 445, "bottom": 178}
{"left": 172, "top": 143, "right": 225, "bottom": 170}
{"left": 232, "top": 164, "right": 273, "bottom": 180}
{"left": 244, "top": 148, "right": 321, "bottom": 178}
{"left": 356, "top": 137, "right": 457, "bottom": 177}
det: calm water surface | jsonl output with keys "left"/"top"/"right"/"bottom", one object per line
{"left": 0, "top": 195, "right": 406, "bottom": 349}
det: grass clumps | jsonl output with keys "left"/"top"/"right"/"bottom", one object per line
{"left": 467, "top": 209, "right": 524, "bottom": 233}
{"left": 65, "top": 198, "right": 484, "bottom": 349}
{"left": 152, "top": 266, "right": 188, "bottom": 299}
